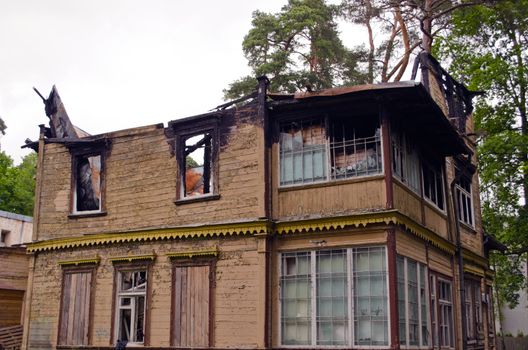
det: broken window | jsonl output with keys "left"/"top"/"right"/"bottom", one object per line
{"left": 73, "top": 154, "right": 102, "bottom": 213}
{"left": 115, "top": 269, "right": 147, "bottom": 345}
{"left": 422, "top": 162, "right": 445, "bottom": 210}
{"left": 279, "top": 116, "right": 382, "bottom": 186}
{"left": 172, "top": 261, "right": 213, "bottom": 347}
{"left": 179, "top": 132, "right": 214, "bottom": 199}
{"left": 58, "top": 269, "right": 94, "bottom": 346}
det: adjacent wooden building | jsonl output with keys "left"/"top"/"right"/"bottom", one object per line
{"left": 23, "top": 54, "right": 500, "bottom": 350}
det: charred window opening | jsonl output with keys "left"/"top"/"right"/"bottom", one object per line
{"left": 279, "top": 116, "right": 381, "bottom": 186}
{"left": 182, "top": 133, "right": 213, "bottom": 198}
{"left": 73, "top": 154, "right": 102, "bottom": 213}
{"left": 422, "top": 161, "right": 445, "bottom": 210}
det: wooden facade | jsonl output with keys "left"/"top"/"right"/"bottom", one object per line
{"left": 24, "top": 56, "right": 498, "bottom": 350}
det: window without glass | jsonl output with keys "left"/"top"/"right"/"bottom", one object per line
{"left": 422, "top": 162, "right": 445, "bottom": 210}
{"left": 397, "top": 256, "right": 430, "bottom": 348}
{"left": 180, "top": 133, "right": 213, "bottom": 198}
{"left": 72, "top": 154, "right": 102, "bottom": 213}
{"left": 115, "top": 269, "right": 147, "bottom": 344}
{"left": 172, "top": 263, "right": 212, "bottom": 347}
{"left": 279, "top": 116, "right": 382, "bottom": 186}
{"left": 280, "top": 246, "right": 388, "bottom": 347}
{"left": 392, "top": 130, "right": 420, "bottom": 193}
{"left": 0, "top": 229, "right": 9, "bottom": 246}
{"left": 58, "top": 270, "right": 93, "bottom": 346}
{"left": 456, "top": 172, "right": 474, "bottom": 227}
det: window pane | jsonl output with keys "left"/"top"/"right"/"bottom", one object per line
{"left": 116, "top": 269, "right": 147, "bottom": 344}
{"left": 184, "top": 133, "right": 213, "bottom": 197}
{"left": 316, "top": 250, "right": 347, "bottom": 346}
{"left": 353, "top": 247, "right": 388, "bottom": 346}
{"left": 281, "top": 253, "right": 312, "bottom": 345}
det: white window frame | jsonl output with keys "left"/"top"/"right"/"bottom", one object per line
{"left": 72, "top": 153, "right": 103, "bottom": 215}
{"left": 114, "top": 269, "right": 147, "bottom": 345}
{"left": 278, "top": 246, "right": 390, "bottom": 349}
{"left": 455, "top": 175, "right": 474, "bottom": 227}
{"left": 397, "top": 256, "right": 431, "bottom": 349}
{"left": 435, "top": 277, "right": 454, "bottom": 349}
{"left": 278, "top": 116, "right": 384, "bottom": 187}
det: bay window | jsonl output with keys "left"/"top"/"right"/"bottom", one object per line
{"left": 280, "top": 246, "right": 388, "bottom": 347}
{"left": 279, "top": 116, "right": 382, "bottom": 186}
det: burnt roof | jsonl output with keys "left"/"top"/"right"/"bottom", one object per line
{"left": 268, "top": 81, "right": 469, "bottom": 157}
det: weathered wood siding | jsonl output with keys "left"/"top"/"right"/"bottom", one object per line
{"left": 0, "top": 290, "right": 25, "bottom": 327}
{"left": 27, "top": 236, "right": 261, "bottom": 349}
{"left": 275, "top": 177, "right": 386, "bottom": 220}
{"left": 393, "top": 181, "right": 422, "bottom": 223}
{"left": 36, "top": 103, "right": 265, "bottom": 241}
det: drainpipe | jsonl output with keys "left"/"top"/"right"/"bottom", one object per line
{"left": 451, "top": 166, "right": 467, "bottom": 350}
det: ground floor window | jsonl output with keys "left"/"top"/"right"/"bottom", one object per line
{"left": 397, "top": 256, "right": 430, "bottom": 348}
{"left": 58, "top": 269, "right": 94, "bottom": 346}
{"left": 430, "top": 274, "right": 454, "bottom": 348}
{"left": 280, "top": 246, "right": 388, "bottom": 347}
{"left": 465, "top": 278, "right": 484, "bottom": 344}
{"left": 115, "top": 269, "right": 147, "bottom": 344}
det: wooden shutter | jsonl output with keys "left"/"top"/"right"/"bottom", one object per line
{"left": 58, "top": 271, "right": 92, "bottom": 345}
{"left": 173, "top": 265, "right": 210, "bottom": 347}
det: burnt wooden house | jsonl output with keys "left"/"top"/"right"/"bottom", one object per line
{"left": 23, "top": 54, "right": 500, "bottom": 350}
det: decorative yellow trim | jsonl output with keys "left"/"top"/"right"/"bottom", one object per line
{"left": 167, "top": 247, "right": 219, "bottom": 259}
{"left": 464, "top": 264, "right": 485, "bottom": 277}
{"left": 275, "top": 210, "right": 456, "bottom": 255}
{"left": 27, "top": 220, "right": 272, "bottom": 253}
{"left": 58, "top": 257, "right": 100, "bottom": 266}
{"left": 109, "top": 254, "right": 156, "bottom": 263}
{"left": 462, "top": 248, "right": 488, "bottom": 269}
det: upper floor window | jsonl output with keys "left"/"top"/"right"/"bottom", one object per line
{"left": 280, "top": 246, "right": 388, "bottom": 347}
{"left": 0, "top": 229, "right": 9, "bottom": 246}
{"left": 72, "top": 153, "right": 103, "bottom": 214}
{"left": 455, "top": 172, "right": 474, "bottom": 227}
{"left": 392, "top": 130, "right": 420, "bottom": 193}
{"left": 279, "top": 116, "right": 382, "bottom": 186}
{"left": 173, "top": 117, "right": 219, "bottom": 203}
{"left": 422, "top": 161, "right": 445, "bottom": 211}
{"left": 182, "top": 132, "right": 213, "bottom": 197}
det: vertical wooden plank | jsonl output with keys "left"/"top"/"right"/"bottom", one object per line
{"left": 173, "top": 267, "right": 182, "bottom": 346}
{"left": 59, "top": 273, "right": 71, "bottom": 345}
{"left": 82, "top": 272, "right": 92, "bottom": 344}
{"left": 181, "top": 267, "right": 188, "bottom": 347}
{"left": 67, "top": 273, "right": 77, "bottom": 343}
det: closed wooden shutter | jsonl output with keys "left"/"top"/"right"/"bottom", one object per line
{"left": 173, "top": 265, "right": 210, "bottom": 347}
{"left": 58, "top": 271, "right": 92, "bottom": 345}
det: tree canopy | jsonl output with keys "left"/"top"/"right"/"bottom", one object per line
{"left": 435, "top": 0, "right": 528, "bottom": 308}
{"left": 224, "top": 0, "right": 368, "bottom": 99}
{"left": 0, "top": 151, "right": 37, "bottom": 216}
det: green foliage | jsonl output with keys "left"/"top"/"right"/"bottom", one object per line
{"left": 436, "top": 0, "right": 528, "bottom": 308}
{"left": 224, "top": 0, "right": 368, "bottom": 99}
{"left": 186, "top": 156, "right": 199, "bottom": 168}
{"left": 0, "top": 151, "right": 37, "bottom": 216}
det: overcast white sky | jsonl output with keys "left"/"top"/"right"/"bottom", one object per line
{"left": 0, "top": 0, "right": 364, "bottom": 163}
